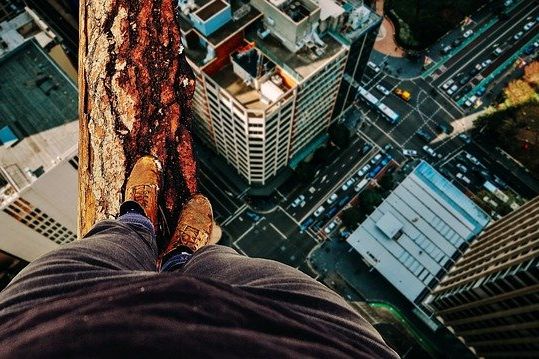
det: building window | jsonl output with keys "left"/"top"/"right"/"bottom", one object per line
{"left": 3, "top": 197, "right": 76, "bottom": 245}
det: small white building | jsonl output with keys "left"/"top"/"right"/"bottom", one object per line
{"left": 347, "top": 161, "right": 491, "bottom": 306}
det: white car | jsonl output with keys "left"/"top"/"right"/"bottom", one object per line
{"left": 314, "top": 206, "right": 325, "bottom": 217}
{"left": 464, "top": 152, "right": 482, "bottom": 166}
{"left": 357, "top": 164, "right": 371, "bottom": 177}
{"left": 447, "top": 84, "right": 458, "bottom": 95}
{"left": 524, "top": 22, "right": 535, "bottom": 31}
{"left": 463, "top": 30, "right": 474, "bottom": 38}
{"left": 354, "top": 178, "right": 369, "bottom": 192}
{"left": 370, "top": 153, "right": 382, "bottom": 165}
{"left": 513, "top": 31, "right": 524, "bottom": 40}
{"left": 481, "top": 59, "right": 492, "bottom": 68}
{"left": 327, "top": 193, "right": 338, "bottom": 205}
{"left": 367, "top": 61, "right": 381, "bottom": 73}
{"left": 376, "top": 84, "right": 390, "bottom": 96}
{"left": 464, "top": 95, "right": 478, "bottom": 108}
{"left": 456, "top": 163, "right": 468, "bottom": 173}
{"left": 402, "top": 149, "right": 418, "bottom": 157}
{"left": 291, "top": 194, "right": 305, "bottom": 207}
{"left": 456, "top": 173, "right": 471, "bottom": 184}
{"left": 493, "top": 47, "right": 503, "bottom": 56}
{"left": 342, "top": 178, "right": 356, "bottom": 191}
{"left": 442, "top": 79, "right": 454, "bottom": 90}
{"left": 324, "top": 221, "right": 337, "bottom": 234}
{"left": 422, "top": 145, "right": 437, "bottom": 158}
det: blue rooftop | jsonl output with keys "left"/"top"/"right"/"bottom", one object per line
{"left": 414, "top": 161, "right": 490, "bottom": 236}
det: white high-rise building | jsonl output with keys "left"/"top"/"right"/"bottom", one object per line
{"left": 0, "top": 37, "right": 78, "bottom": 262}
{"left": 179, "top": 0, "right": 381, "bottom": 185}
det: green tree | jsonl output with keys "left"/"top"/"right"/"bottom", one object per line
{"left": 295, "top": 161, "right": 316, "bottom": 182}
{"left": 358, "top": 189, "right": 383, "bottom": 217}
{"left": 341, "top": 207, "right": 364, "bottom": 228}
{"left": 328, "top": 123, "right": 351, "bottom": 149}
{"left": 378, "top": 173, "right": 395, "bottom": 193}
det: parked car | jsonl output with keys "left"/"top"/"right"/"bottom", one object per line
{"left": 314, "top": 206, "right": 325, "bottom": 217}
{"left": 452, "top": 38, "right": 462, "bottom": 47}
{"left": 459, "top": 75, "right": 471, "bottom": 86}
{"left": 464, "top": 95, "right": 478, "bottom": 108}
{"left": 464, "top": 152, "right": 482, "bottom": 166}
{"left": 463, "top": 29, "right": 474, "bottom": 38}
{"left": 370, "top": 153, "right": 383, "bottom": 165}
{"left": 513, "top": 31, "right": 524, "bottom": 40}
{"left": 361, "top": 143, "right": 372, "bottom": 154}
{"left": 442, "top": 79, "right": 455, "bottom": 90}
{"left": 416, "top": 129, "right": 435, "bottom": 142}
{"left": 481, "top": 59, "right": 492, "bottom": 68}
{"left": 459, "top": 133, "right": 472, "bottom": 144}
{"left": 246, "top": 211, "right": 261, "bottom": 221}
{"left": 327, "top": 193, "right": 338, "bottom": 205}
{"left": 341, "top": 178, "right": 356, "bottom": 191}
{"left": 324, "top": 221, "right": 337, "bottom": 234}
{"left": 367, "top": 61, "right": 381, "bottom": 73}
{"left": 441, "top": 45, "right": 452, "bottom": 54}
{"left": 456, "top": 173, "right": 471, "bottom": 184}
{"left": 383, "top": 143, "right": 393, "bottom": 152}
{"left": 436, "top": 122, "right": 453, "bottom": 134}
{"left": 476, "top": 86, "right": 487, "bottom": 96}
{"left": 456, "top": 163, "right": 468, "bottom": 173}
{"left": 422, "top": 145, "right": 438, "bottom": 158}
{"left": 524, "top": 21, "right": 535, "bottom": 31}
{"left": 354, "top": 178, "right": 369, "bottom": 192}
{"left": 357, "top": 164, "right": 371, "bottom": 177}
{"left": 447, "top": 84, "right": 458, "bottom": 95}
{"left": 291, "top": 194, "right": 306, "bottom": 208}
{"left": 402, "top": 149, "right": 418, "bottom": 157}
{"left": 376, "top": 84, "right": 390, "bottom": 96}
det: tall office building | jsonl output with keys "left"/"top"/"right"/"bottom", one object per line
{"left": 179, "top": 0, "right": 381, "bottom": 185}
{"left": 0, "top": 36, "right": 79, "bottom": 263}
{"left": 424, "top": 196, "right": 539, "bottom": 357}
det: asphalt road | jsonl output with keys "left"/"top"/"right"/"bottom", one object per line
{"left": 430, "top": 1, "right": 539, "bottom": 107}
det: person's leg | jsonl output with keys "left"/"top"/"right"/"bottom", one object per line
{"left": 0, "top": 213, "right": 158, "bottom": 319}
{"left": 179, "top": 245, "right": 350, "bottom": 307}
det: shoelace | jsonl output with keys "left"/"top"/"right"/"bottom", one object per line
{"left": 131, "top": 185, "right": 152, "bottom": 208}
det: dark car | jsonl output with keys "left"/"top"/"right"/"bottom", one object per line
{"left": 459, "top": 75, "right": 471, "bottom": 85}
{"left": 416, "top": 129, "right": 435, "bottom": 142}
{"left": 452, "top": 38, "right": 463, "bottom": 47}
{"left": 361, "top": 143, "right": 372, "bottom": 154}
{"left": 436, "top": 122, "right": 454, "bottom": 134}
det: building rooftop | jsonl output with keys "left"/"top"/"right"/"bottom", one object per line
{"left": 246, "top": 25, "right": 346, "bottom": 81}
{"left": 0, "top": 39, "right": 78, "bottom": 192}
{"left": 347, "top": 161, "right": 490, "bottom": 305}
{"left": 179, "top": 1, "right": 262, "bottom": 48}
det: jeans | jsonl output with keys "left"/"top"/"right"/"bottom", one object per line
{"left": 0, "top": 215, "right": 353, "bottom": 321}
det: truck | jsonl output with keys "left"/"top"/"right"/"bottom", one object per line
{"left": 394, "top": 88, "right": 411, "bottom": 102}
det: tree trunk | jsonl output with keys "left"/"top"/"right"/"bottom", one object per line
{"left": 78, "top": 0, "right": 198, "bottom": 241}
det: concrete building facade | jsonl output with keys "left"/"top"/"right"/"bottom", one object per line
{"left": 179, "top": 0, "right": 381, "bottom": 185}
{"left": 424, "top": 196, "right": 539, "bottom": 357}
{"left": 0, "top": 39, "right": 79, "bottom": 262}
{"left": 346, "top": 161, "right": 490, "bottom": 307}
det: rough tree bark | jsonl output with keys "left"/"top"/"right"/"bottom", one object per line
{"left": 78, "top": 0, "right": 198, "bottom": 241}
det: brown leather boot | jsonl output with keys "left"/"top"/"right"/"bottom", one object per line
{"left": 122, "top": 156, "right": 162, "bottom": 229}
{"left": 159, "top": 194, "right": 213, "bottom": 265}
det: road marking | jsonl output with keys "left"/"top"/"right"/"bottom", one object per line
{"left": 232, "top": 223, "right": 255, "bottom": 245}
{"left": 221, "top": 203, "right": 248, "bottom": 226}
{"left": 269, "top": 223, "right": 287, "bottom": 239}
